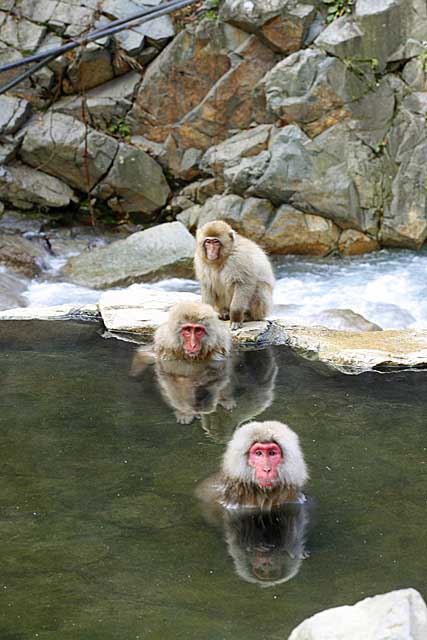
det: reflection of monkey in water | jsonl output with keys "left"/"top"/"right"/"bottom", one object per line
{"left": 137, "top": 348, "right": 277, "bottom": 428}
{"left": 201, "top": 348, "right": 278, "bottom": 442}
{"left": 154, "top": 358, "right": 234, "bottom": 424}
{"left": 223, "top": 504, "right": 310, "bottom": 587}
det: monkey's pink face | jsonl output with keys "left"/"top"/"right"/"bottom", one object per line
{"left": 181, "top": 323, "right": 207, "bottom": 357}
{"left": 204, "top": 238, "right": 221, "bottom": 261}
{"left": 248, "top": 442, "right": 283, "bottom": 488}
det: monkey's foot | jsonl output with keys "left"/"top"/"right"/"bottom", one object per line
{"left": 219, "top": 310, "right": 230, "bottom": 321}
{"left": 230, "top": 321, "right": 243, "bottom": 330}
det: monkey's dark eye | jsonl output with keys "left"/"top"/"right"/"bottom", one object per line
{"left": 255, "top": 450, "right": 262, "bottom": 456}
{"left": 269, "top": 449, "right": 277, "bottom": 456}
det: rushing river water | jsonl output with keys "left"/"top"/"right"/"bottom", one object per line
{"left": 18, "top": 248, "right": 427, "bottom": 329}
{"left": 1, "top": 320, "right": 426, "bottom": 638}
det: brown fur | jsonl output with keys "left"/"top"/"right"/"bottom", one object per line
{"left": 194, "top": 220, "right": 275, "bottom": 329}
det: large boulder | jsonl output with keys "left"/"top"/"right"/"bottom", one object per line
{"left": 61, "top": 222, "right": 195, "bottom": 288}
{"left": 288, "top": 588, "right": 427, "bottom": 640}
{"left": 0, "top": 163, "right": 76, "bottom": 210}
{"left": 95, "top": 142, "right": 170, "bottom": 214}
{"left": 382, "top": 93, "right": 427, "bottom": 248}
{"left": 257, "top": 49, "right": 368, "bottom": 136}
{"left": 315, "top": 0, "right": 427, "bottom": 71}
{"left": 248, "top": 123, "right": 387, "bottom": 234}
{"left": 0, "top": 234, "right": 49, "bottom": 277}
{"left": 178, "top": 195, "right": 340, "bottom": 255}
{"left": 127, "top": 19, "right": 277, "bottom": 176}
{"left": 54, "top": 72, "right": 142, "bottom": 131}
{"left": 21, "top": 112, "right": 118, "bottom": 192}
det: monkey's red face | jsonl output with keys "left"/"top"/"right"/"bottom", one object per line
{"left": 204, "top": 238, "right": 221, "bottom": 261}
{"left": 181, "top": 323, "right": 207, "bottom": 357}
{"left": 248, "top": 442, "right": 283, "bottom": 488}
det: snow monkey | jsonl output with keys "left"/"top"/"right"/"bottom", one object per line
{"left": 154, "top": 301, "right": 231, "bottom": 361}
{"left": 194, "top": 221, "right": 275, "bottom": 330}
{"left": 197, "top": 420, "right": 308, "bottom": 511}
{"left": 131, "top": 301, "right": 232, "bottom": 376}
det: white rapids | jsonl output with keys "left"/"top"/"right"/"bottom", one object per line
{"left": 18, "top": 249, "right": 427, "bottom": 330}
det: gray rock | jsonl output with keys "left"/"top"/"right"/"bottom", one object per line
{"left": 102, "top": 0, "right": 174, "bottom": 53}
{"left": 61, "top": 221, "right": 195, "bottom": 288}
{"left": 64, "top": 44, "right": 114, "bottom": 93}
{"left": 50, "top": 1, "right": 94, "bottom": 36}
{"left": 55, "top": 71, "right": 141, "bottom": 129}
{"left": 382, "top": 96, "right": 427, "bottom": 248}
{"left": 201, "top": 124, "right": 273, "bottom": 174}
{"left": 0, "top": 271, "right": 28, "bottom": 311}
{"left": 21, "top": 112, "right": 118, "bottom": 192}
{"left": 0, "top": 96, "right": 31, "bottom": 135}
{"left": 0, "top": 163, "right": 76, "bottom": 210}
{"left": 250, "top": 123, "right": 385, "bottom": 234}
{"left": 177, "top": 194, "right": 274, "bottom": 242}
{"left": 258, "top": 49, "right": 367, "bottom": 129}
{"left": 0, "top": 14, "right": 46, "bottom": 52}
{"left": 402, "top": 57, "right": 427, "bottom": 91}
{"left": 316, "top": 0, "right": 427, "bottom": 71}
{"left": 288, "top": 588, "right": 427, "bottom": 640}
{"left": 95, "top": 142, "right": 170, "bottom": 214}
{"left": 263, "top": 204, "right": 340, "bottom": 255}
{"left": 219, "top": 0, "right": 316, "bottom": 54}
{"left": 0, "top": 233, "right": 49, "bottom": 276}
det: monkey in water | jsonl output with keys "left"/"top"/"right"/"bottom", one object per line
{"left": 197, "top": 420, "right": 308, "bottom": 511}
{"left": 130, "top": 302, "right": 233, "bottom": 423}
{"left": 132, "top": 301, "right": 232, "bottom": 369}
{"left": 194, "top": 220, "right": 275, "bottom": 330}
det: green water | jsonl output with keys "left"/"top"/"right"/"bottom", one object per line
{"left": 0, "top": 321, "right": 426, "bottom": 640}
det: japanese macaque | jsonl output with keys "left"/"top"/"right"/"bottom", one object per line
{"left": 197, "top": 420, "right": 308, "bottom": 510}
{"left": 131, "top": 301, "right": 232, "bottom": 375}
{"left": 194, "top": 221, "right": 275, "bottom": 330}
{"left": 222, "top": 504, "right": 310, "bottom": 586}
{"left": 154, "top": 301, "right": 231, "bottom": 361}
{"left": 130, "top": 301, "right": 232, "bottom": 423}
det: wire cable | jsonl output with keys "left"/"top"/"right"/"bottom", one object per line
{"left": 0, "top": 0, "right": 199, "bottom": 95}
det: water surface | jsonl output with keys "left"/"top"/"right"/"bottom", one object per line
{"left": 0, "top": 321, "right": 426, "bottom": 639}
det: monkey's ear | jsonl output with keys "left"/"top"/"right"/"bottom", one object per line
{"left": 229, "top": 231, "right": 235, "bottom": 241}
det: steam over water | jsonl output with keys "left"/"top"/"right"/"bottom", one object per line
{"left": 21, "top": 249, "right": 427, "bottom": 329}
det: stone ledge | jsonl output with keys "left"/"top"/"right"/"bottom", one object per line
{"left": 0, "top": 290, "right": 426, "bottom": 374}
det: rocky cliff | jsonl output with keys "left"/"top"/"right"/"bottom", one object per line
{"left": 2, "top": 0, "right": 427, "bottom": 255}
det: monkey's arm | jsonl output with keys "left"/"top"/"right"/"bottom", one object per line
{"left": 200, "top": 283, "right": 216, "bottom": 308}
{"left": 230, "top": 284, "right": 256, "bottom": 330}
{"left": 129, "top": 346, "right": 156, "bottom": 376}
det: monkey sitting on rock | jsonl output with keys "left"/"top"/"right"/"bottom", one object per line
{"left": 194, "top": 220, "right": 275, "bottom": 330}
{"left": 197, "top": 420, "right": 308, "bottom": 511}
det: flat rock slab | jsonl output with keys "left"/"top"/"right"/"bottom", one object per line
{"left": 99, "top": 289, "right": 200, "bottom": 335}
{"left": 1, "top": 291, "right": 427, "bottom": 374}
{"left": 0, "top": 304, "right": 100, "bottom": 322}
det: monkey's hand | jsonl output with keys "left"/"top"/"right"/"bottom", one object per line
{"left": 220, "top": 398, "right": 237, "bottom": 411}
{"left": 219, "top": 309, "right": 230, "bottom": 321}
{"left": 175, "top": 411, "right": 195, "bottom": 425}
{"left": 230, "top": 321, "right": 243, "bottom": 330}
